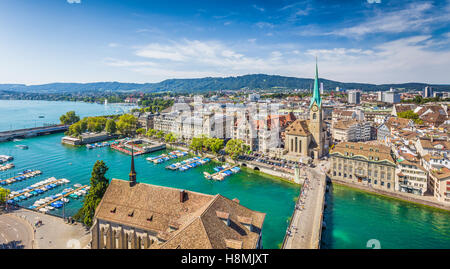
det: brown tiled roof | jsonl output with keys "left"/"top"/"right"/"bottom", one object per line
{"left": 285, "top": 119, "right": 311, "bottom": 136}
{"left": 386, "top": 117, "right": 413, "bottom": 130}
{"left": 419, "top": 139, "right": 450, "bottom": 150}
{"left": 330, "top": 141, "right": 395, "bottom": 164}
{"left": 95, "top": 179, "right": 265, "bottom": 249}
{"left": 333, "top": 109, "right": 354, "bottom": 117}
{"left": 224, "top": 239, "right": 243, "bottom": 249}
{"left": 333, "top": 119, "right": 358, "bottom": 130}
{"left": 430, "top": 167, "right": 450, "bottom": 180}
{"left": 394, "top": 104, "right": 417, "bottom": 113}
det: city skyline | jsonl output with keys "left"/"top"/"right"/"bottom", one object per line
{"left": 1, "top": 0, "right": 449, "bottom": 85}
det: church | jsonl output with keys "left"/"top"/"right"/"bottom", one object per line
{"left": 90, "top": 148, "right": 266, "bottom": 249}
{"left": 284, "top": 61, "right": 329, "bottom": 161}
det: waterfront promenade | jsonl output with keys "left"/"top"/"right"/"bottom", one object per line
{"left": 283, "top": 164, "right": 327, "bottom": 249}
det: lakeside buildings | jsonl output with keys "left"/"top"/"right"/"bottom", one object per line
{"left": 91, "top": 151, "right": 265, "bottom": 249}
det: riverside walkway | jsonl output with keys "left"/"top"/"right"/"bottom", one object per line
{"left": 282, "top": 165, "right": 327, "bottom": 249}
{"left": 0, "top": 125, "right": 68, "bottom": 142}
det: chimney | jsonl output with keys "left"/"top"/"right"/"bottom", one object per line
{"left": 180, "top": 190, "right": 186, "bottom": 203}
{"left": 232, "top": 198, "right": 240, "bottom": 204}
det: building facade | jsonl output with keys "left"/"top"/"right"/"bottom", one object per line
{"left": 330, "top": 142, "right": 397, "bottom": 191}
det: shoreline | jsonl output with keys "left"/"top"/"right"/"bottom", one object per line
{"left": 331, "top": 179, "right": 450, "bottom": 213}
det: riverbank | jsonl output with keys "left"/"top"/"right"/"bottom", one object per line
{"left": 331, "top": 178, "right": 450, "bottom": 212}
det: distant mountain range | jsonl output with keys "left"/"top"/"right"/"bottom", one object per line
{"left": 1, "top": 74, "right": 449, "bottom": 93}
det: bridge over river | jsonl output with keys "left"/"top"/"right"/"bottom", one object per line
{"left": 0, "top": 125, "right": 68, "bottom": 142}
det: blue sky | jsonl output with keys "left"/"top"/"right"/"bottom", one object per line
{"left": 0, "top": 0, "right": 449, "bottom": 85}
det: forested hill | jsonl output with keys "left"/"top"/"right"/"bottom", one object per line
{"left": 1, "top": 74, "right": 449, "bottom": 93}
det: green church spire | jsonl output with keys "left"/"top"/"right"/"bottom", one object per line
{"left": 310, "top": 57, "right": 322, "bottom": 108}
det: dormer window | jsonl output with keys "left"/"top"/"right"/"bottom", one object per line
{"left": 128, "top": 210, "right": 134, "bottom": 217}
{"left": 147, "top": 214, "right": 153, "bottom": 222}
{"left": 216, "top": 211, "right": 230, "bottom": 226}
{"left": 237, "top": 216, "right": 254, "bottom": 232}
{"left": 110, "top": 207, "right": 116, "bottom": 213}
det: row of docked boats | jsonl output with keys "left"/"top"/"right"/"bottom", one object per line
{"left": 29, "top": 185, "right": 90, "bottom": 213}
{"left": 86, "top": 140, "right": 120, "bottom": 149}
{"left": 146, "top": 150, "right": 188, "bottom": 164}
{"left": 166, "top": 157, "right": 211, "bottom": 171}
{"left": 0, "top": 169, "right": 42, "bottom": 185}
{"left": 7, "top": 177, "right": 70, "bottom": 204}
{"left": 0, "top": 163, "right": 14, "bottom": 171}
{"left": 203, "top": 164, "right": 241, "bottom": 181}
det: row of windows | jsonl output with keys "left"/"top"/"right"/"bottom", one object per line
{"left": 333, "top": 171, "right": 392, "bottom": 181}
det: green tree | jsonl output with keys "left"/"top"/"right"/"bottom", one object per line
{"left": 156, "top": 130, "right": 165, "bottom": 139}
{"left": 207, "top": 138, "right": 224, "bottom": 154}
{"left": 60, "top": 111, "right": 80, "bottom": 125}
{"left": 225, "top": 139, "right": 246, "bottom": 160}
{"left": 105, "top": 119, "right": 117, "bottom": 134}
{"left": 116, "top": 114, "right": 137, "bottom": 137}
{"left": 398, "top": 110, "right": 423, "bottom": 124}
{"left": 136, "top": 128, "right": 146, "bottom": 135}
{"left": 73, "top": 160, "right": 109, "bottom": 227}
{"left": 0, "top": 187, "right": 10, "bottom": 204}
{"left": 146, "top": 129, "right": 157, "bottom": 138}
{"left": 190, "top": 136, "right": 205, "bottom": 153}
{"left": 164, "top": 132, "right": 176, "bottom": 143}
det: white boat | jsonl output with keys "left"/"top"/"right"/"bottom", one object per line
{"left": 79, "top": 190, "right": 87, "bottom": 195}
{"left": 45, "top": 206, "right": 54, "bottom": 210}
{"left": 74, "top": 183, "right": 82, "bottom": 188}
{"left": 61, "top": 198, "right": 69, "bottom": 203}
{"left": 39, "top": 208, "right": 48, "bottom": 213}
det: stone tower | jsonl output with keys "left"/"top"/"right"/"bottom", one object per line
{"left": 309, "top": 58, "right": 325, "bottom": 159}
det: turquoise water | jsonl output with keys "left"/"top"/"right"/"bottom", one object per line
{"left": 0, "top": 100, "right": 137, "bottom": 131}
{"left": 321, "top": 184, "right": 450, "bottom": 249}
{"left": 0, "top": 133, "right": 299, "bottom": 249}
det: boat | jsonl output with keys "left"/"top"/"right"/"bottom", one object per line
{"left": 45, "top": 206, "right": 54, "bottom": 210}
{"left": 74, "top": 183, "right": 82, "bottom": 188}
{"left": 39, "top": 208, "right": 49, "bottom": 213}
{"left": 203, "top": 172, "right": 212, "bottom": 179}
{"left": 16, "top": 145, "right": 28, "bottom": 150}
{"left": 61, "top": 198, "right": 69, "bottom": 203}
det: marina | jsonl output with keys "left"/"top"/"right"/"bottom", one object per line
{"left": 33, "top": 185, "right": 89, "bottom": 212}
{"left": 0, "top": 163, "right": 14, "bottom": 171}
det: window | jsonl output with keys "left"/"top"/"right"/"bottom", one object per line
{"left": 387, "top": 183, "right": 391, "bottom": 189}
{"left": 313, "top": 113, "right": 317, "bottom": 119}
{"left": 374, "top": 180, "right": 378, "bottom": 184}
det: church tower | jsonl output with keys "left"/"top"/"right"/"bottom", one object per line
{"left": 129, "top": 145, "right": 137, "bottom": 187}
{"left": 309, "top": 58, "right": 324, "bottom": 158}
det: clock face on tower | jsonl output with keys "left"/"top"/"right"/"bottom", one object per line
{"left": 311, "top": 105, "right": 318, "bottom": 112}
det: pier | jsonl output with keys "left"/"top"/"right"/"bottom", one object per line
{"left": 282, "top": 165, "right": 327, "bottom": 249}
{"left": 35, "top": 185, "right": 88, "bottom": 211}
{"left": 0, "top": 170, "right": 42, "bottom": 185}
{"left": 0, "top": 125, "right": 68, "bottom": 142}
{"left": 8, "top": 179, "right": 67, "bottom": 200}
{"left": 206, "top": 164, "right": 239, "bottom": 180}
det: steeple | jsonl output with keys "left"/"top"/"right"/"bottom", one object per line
{"left": 310, "top": 57, "right": 322, "bottom": 108}
{"left": 129, "top": 144, "right": 137, "bottom": 186}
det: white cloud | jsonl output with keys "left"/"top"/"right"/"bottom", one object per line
{"left": 330, "top": 2, "right": 444, "bottom": 37}
{"left": 107, "top": 37, "right": 450, "bottom": 84}
{"left": 253, "top": 5, "right": 265, "bottom": 12}
{"left": 67, "top": 0, "right": 81, "bottom": 4}
{"left": 367, "top": 0, "right": 381, "bottom": 4}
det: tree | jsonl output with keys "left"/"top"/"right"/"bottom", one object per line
{"left": 190, "top": 136, "right": 205, "bottom": 153}
{"left": 60, "top": 111, "right": 80, "bottom": 125}
{"left": 73, "top": 160, "right": 109, "bottom": 227}
{"left": 136, "top": 128, "right": 146, "bottom": 135}
{"left": 207, "top": 138, "right": 224, "bottom": 154}
{"left": 156, "top": 130, "right": 165, "bottom": 139}
{"left": 105, "top": 119, "right": 117, "bottom": 134}
{"left": 116, "top": 114, "right": 137, "bottom": 137}
{"left": 0, "top": 187, "right": 10, "bottom": 204}
{"left": 225, "top": 139, "right": 246, "bottom": 160}
{"left": 398, "top": 110, "right": 423, "bottom": 124}
{"left": 146, "top": 129, "right": 157, "bottom": 138}
{"left": 164, "top": 132, "right": 176, "bottom": 143}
